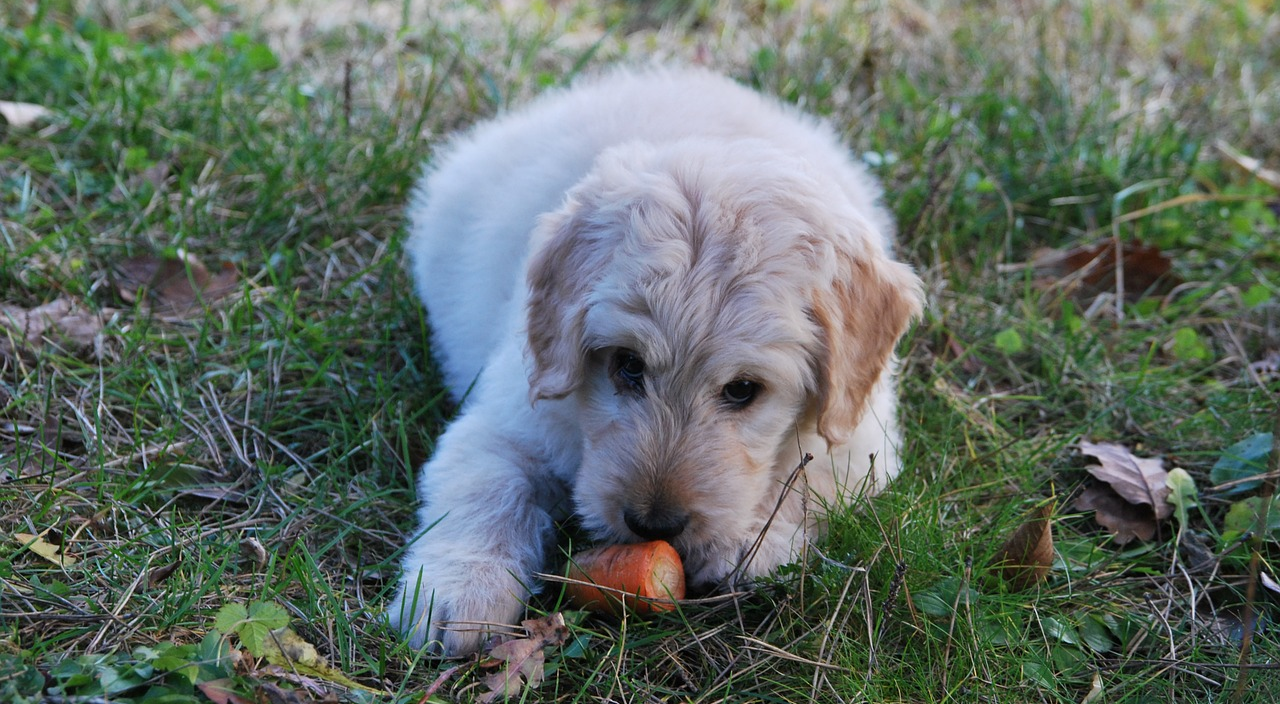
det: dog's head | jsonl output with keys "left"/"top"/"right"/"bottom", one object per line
{"left": 525, "top": 139, "right": 923, "bottom": 586}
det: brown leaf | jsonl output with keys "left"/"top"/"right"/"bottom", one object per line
{"left": 197, "top": 679, "right": 253, "bottom": 704}
{"left": 1073, "top": 484, "right": 1158, "bottom": 545}
{"left": 992, "top": 502, "right": 1055, "bottom": 590}
{"left": 113, "top": 251, "right": 240, "bottom": 316}
{"left": 0, "top": 100, "right": 52, "bottom": 127}
{"left": 147, "top": 560, "right": 180, "bottom": 587}
{"left": 253, "top": 681, "right": 313, "bottom": 704}
{"left": 1079, "top": 441, "right": 1172, "bottom": 520}
{"left": 1, "top": 298, "right": 105, "bottom": 348}
{"left": 1025, "top": 239, "right": 1178, "bottom": 300}
{"left": 480, "top": 613, "right": 570, "bottom": 702}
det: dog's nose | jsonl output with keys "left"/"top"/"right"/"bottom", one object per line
{"left": 623, "top": 507, "right": 689, "bottom": 542}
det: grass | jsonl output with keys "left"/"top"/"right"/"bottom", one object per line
{"left": 1, "top": 0, "right": 1278, "bottom": 701}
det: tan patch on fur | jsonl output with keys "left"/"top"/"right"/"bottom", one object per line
{"left": 525, "top": 210, "right": 603, "bottom": 401}
{"left": 812, "top": 252, "right": 924, "bottom": 446}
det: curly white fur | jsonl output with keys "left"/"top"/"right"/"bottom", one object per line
{"left": 388, "top": 67, "right": 924, "bottom": 655}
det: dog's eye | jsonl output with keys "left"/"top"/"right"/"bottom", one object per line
{"left": 611, "top": 349, "right": 646, "bottom": 393}
{"left": 722, "top": 379, "right": 760, "bottom": 407}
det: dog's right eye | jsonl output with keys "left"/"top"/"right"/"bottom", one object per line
{"left": 611, "top": 349, "right": 646, "bottom": 393}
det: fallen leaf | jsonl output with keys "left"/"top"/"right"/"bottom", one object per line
{"left": 1073, "top": 484, "right": 1158, "bottom": 545}
{"left": 1262, "top": 572, "right": 1280, "bottom": 595}
{"left": 0, "top": 100, "right": 52, "bottom": 127}
{"left": 1081, "top": 670, "right": 1105, "bottom": 704}
{"left": 1217, "top": 141, "right": 1280, "bottom": 190}
{"left": 1, "top": 298, "right": 106, "bottom": 348}
{"left": 252, "top": 681, "right": 323, "bottom": 704}
{"left": 13, "top": 530, "right": 77, "bottom": 567}
{"left": 147, "top": 560, "right": 180, "bottom": 587}
{"left": 258, "top": 627, "right": 384, "bottom": 695}
{"left": 480, "top": 613, "right": 570, "bottom": 702}
{"left": 1020, "top": 240, "right": 1178, "bottom": 300}
{"left": 197, "top": 678, "right": 253, "bottom": 704}
{"left": 991, "top": 502, "right": 1055, "bottom": 590}
{"left": 1079, "top": 441, "right": 1172, "bottom": 519}
{"left": 113, "top": 251, "right": 240, "bottom": 316}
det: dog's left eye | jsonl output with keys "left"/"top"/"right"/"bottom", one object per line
{"left": 722, "top": 379, "right": 760, "bottom": 407}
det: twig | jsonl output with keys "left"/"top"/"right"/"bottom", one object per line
{"left": 418, "top": 664, "right": 464, "bottom": 702}
{"left": 726, "top": 453, "right": 812, "bottom": 586}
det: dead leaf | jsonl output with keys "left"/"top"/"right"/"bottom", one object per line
{"left": 1079, "top": 441, "right": 1172, "bottom": 520}
{"left": 13, "top": 530, "right": 77, "bottom": 567}
{"left": 0, "top": 100, "right": 52, "bottom": 128}
{"left": 241, "top": 536, "right": 268, "bottom": 569}
{"left": 1, "top": 298, "right": 106, "bottom": 348}
{"left": 258, "top": 627, "right": 383, "bottom": 694}
{"left": 113, "top": 251, "right": 240, "bottom": 316}
{"left": 1217, "top": 141, "right": 1280, "bottom": 190}
{"left": 1021, "top": 240, "right": 1178, "bottom": 300}
{"left": 1262, "top": 572, "right": 1280, "bottom": 595}
{"left": 479, "top": 613, "right": 570, "bottom": 702}
{"left": 1073, "top": 484, "right": 1158, "bottom": 545}
{"left": 147, "top": 560, "right": 180, "bottom": 587}
{"left": 197, "top": 679, "right": 253, "bottom": 704}
{"left": 992, "top": 502, "right": 1055, "bottom": 590}
{"left": 252, "top": 681, "right": 323, "bottom": 704}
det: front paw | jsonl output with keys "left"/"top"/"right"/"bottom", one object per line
{"left": 388, "top": 558, "right": 529, "bottom": 656}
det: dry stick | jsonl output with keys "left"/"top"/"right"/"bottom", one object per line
{"left": 1231, "top": 408, "right": 1280, "bottom": 704}
{"left": 810, "top": 556, "right": 870, "bottom": 699}
{"left": 728, "top": 453, "right": 813, "bottom": 586}
{"left": 418, "top": 664, "right": 464, "bottom": 703}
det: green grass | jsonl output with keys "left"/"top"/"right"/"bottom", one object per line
{"left": 2, "top": 0, "right": 1278, "bottom": 702}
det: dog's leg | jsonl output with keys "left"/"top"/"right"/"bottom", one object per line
{"left": 387, "top": 396, "right": 570, "bottom": 655}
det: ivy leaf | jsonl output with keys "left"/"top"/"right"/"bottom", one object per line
{"left": 1211, "top": 433, "right": 1273, "bottom": 495}
{"left": 1223, "top": 497, "right": 1280, "bottom": 543}
{"left": 912, "top": 577, "right": 980, "bottom": 617}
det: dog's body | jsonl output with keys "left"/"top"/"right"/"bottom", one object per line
{"left": 390, "top": 68, "right": 923, "bottom": 655}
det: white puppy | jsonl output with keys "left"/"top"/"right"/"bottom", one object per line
{"left": 389, "top": 67, "right": 923, "bottom": 656}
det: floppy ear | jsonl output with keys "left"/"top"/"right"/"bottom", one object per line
{"left": 524, "top": 204, "right": 611, "bottom": 402}
{"left": 810, "top": 250, "right": 924, "bottom": 446}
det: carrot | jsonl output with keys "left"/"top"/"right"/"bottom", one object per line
{"left": 564, "top": 540, "right": 686, "bottom": 614}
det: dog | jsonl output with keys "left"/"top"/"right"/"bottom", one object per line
{"left": 388, "top": 67, "right": 924, "bottom": 656}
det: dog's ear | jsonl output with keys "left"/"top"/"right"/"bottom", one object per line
{"left": 525, "top": 205, "right": 610, "bottom": 402}
{"left": 811, "top": 250, "right": 924, "bottom": 446}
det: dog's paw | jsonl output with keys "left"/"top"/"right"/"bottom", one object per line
{"left": 388, "top": 559, "right": 529, "bottom": 656}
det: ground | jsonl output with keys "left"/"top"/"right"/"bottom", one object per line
{"left": 1, "top": 1, "right": 1278, "bottom": 702}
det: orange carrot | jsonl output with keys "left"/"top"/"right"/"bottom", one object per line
{"left": 564, "top": 540, "right": 686, "bottom": 614}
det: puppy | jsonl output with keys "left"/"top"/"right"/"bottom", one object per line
{"left": 389, "top": 67, "right": 923, "bottom": 656}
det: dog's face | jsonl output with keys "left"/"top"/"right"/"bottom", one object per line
{"left": 525, "top": 139, "right": 922, "bottom": 587}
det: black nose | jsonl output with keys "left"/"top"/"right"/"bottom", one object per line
{"left": 623, "top": 507, "right": 689, "bottom": 542}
